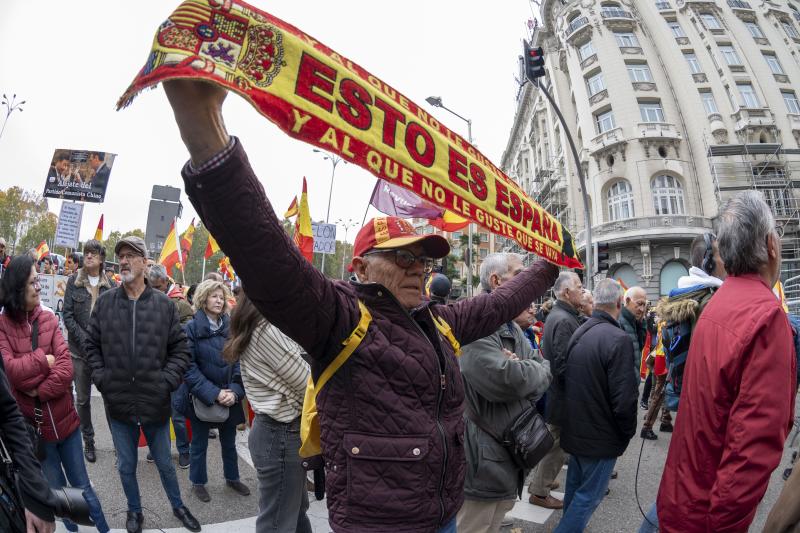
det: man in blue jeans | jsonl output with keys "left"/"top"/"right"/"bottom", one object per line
{"left": 554, "top": 279, "right": 638, "bottom": 532}
{"left": 86, "top": 236, "right": 199, "bottom": 533}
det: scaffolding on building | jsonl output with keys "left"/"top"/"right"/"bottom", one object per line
{"left": 706, "top": 141, "right": 800, "bottom": 311}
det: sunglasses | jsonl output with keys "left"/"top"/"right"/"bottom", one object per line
{"left": 363, "top": 249, "right": 435, "bottom": 270}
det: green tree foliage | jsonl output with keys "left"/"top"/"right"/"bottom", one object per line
{"left": 312, "top": 240, "right": 352, "bottom": 280}
{"left": 19, "top": 212, "right": 58, "bottom": 252}
{"left": 181, "top": 222, "right": 224, "bottom": 286}
{"left": 0, "top": 187, "right": 49, "bottom": 254}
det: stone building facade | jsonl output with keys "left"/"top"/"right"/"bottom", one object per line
{"left": 501, "top": 0, "right": 800, "bottom": 305}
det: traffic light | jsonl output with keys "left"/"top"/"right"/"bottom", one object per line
{"left": 594, "top": 242, "right": 610, "bottom": 274}
{"left": 523, "top": 40, "right": 546, "bottom": 82}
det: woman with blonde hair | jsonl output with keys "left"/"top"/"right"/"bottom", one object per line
{"left": 172, "top": 279, "right": 249, "bottom": 503}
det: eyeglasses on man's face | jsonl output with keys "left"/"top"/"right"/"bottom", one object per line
{"left": 363, "top": 249, "right": 435, "bottom": 270}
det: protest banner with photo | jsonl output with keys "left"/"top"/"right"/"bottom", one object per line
{"left": 54, "top": 201, "right": 84, "bottom": 249}
{"left": 38, "top": 273, "right": 69, "bottom": 337}
{"left": 311, "top": 222, "right": 336, "bottom": 255}
{"left": 44, "top": 148, "right": 116, "bottom": 203}
{"left": 118, "top": 0, "right": 581, "bottom": 268}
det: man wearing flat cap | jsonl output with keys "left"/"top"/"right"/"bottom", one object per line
{"left": 163, "top": 79, "right": 560, "bottom": 532}
{"left": 85, "top": 236, "right": 199, "bottom": 533}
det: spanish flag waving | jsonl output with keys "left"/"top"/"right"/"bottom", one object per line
{"left": 292, "top": 178, "right": 314, "bottom": 263}
{"left": 158, "top": 219, "right": 182, "bottom": 275}
{"left": 35, "top": 241, "right": 50, "bottom": 261}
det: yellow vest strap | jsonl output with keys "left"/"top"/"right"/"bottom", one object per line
{"left": 313, "top": 300, "right": 372, "bottom": 396}
{"left": 430, "top": 311, "right": 461, "bottom": 357}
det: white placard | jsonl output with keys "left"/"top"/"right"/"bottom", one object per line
{"left": 312, "top": 222, "right": 337, "bottom": 255}
{"left": 54, "top": 202, "right": 84, "bottom": 249}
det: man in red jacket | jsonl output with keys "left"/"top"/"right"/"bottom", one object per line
{"left": 656, "top": 190, "right": 796, "bottom": 533}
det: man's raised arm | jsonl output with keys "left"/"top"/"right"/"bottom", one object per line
{"left": 437, "top": 260, "right": 559, "bottom": 347}
{"left": 165, "top": 80, "right": 357, "bottom": 362}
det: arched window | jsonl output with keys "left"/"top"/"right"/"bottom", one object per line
{"left": 610, "top": 264, "right": 638, "bottom": 289}
{"left": 607, "top": 180, "right": 635, "bottom": 221}
{"left": 660, "top": 261, "right": 688, "bottom": 296}
{"left": 651, "top": 175, "right": 685, "bottom": 215}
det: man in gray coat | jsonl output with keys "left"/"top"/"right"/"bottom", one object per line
{"left": 457, "top": 253, "right": 553, "bottom": 533}
{"left": 529, "top": 271, "right": 584, "bottom": 510}
{"left": 618, "top": 286, "right": 647, "bottom": 376}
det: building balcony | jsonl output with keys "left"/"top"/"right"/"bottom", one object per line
{"left": 727, "top": 0, "right": 753, "bottom": 9}
{"left": 564, "top": 17, "right": 591, "bottom": 43}
{"left": 575, "top": 215, "right": 714, "bottom": 249}
{"left": 692, "top": 72, "right": 708, "bottom": 83}
{"left": 581, "top": 53, "right": 598, "bottom": 70}
{"left": 591, "top": 127, "right": 625, "bottom": 149}
{"left": 601, "top": 8, "right": 634, "bottom": 19}
{"left": 637, "top": 122, "right": 681, "bottom": 140}
{"left": 731, "top": 108, "right": 775, "bottom": 131}
{"left": 619, "top": 46, "right": 645, "bottom": 56}
{"left": 601, "top": 8, "right": 636, "bottom": 30}
{"left": 632, "top": 81, "right": 658, "bottom": 92}
{"left": 589, "top": 89, "right": 609, "bottom": 106}
{"left": 676, "top": 0, "right": 718, "bottom": 9}
{"left": 775, "top": 73, "right": 790, "bottom": 83}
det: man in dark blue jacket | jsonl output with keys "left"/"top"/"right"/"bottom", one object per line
{"left": 555, "top": 278, "right": 638, "bottom": 533}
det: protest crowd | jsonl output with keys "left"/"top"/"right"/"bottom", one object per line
{"left": 1, "top": 4, "right": 800, "bottom": 532}
{"left": 0, "top": 75, "right": 798, "bottom": 533}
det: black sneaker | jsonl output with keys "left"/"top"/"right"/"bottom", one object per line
{"left": 640, "top": 428, "right": 658, "bottom": 440}
{"left": 173, "top": 506, "right": 201, "bottom": 532}
{"left": 178, "top": 452, "right": 190, "bottom": 469}
{"left": 84, "top": 441, "right": 96, "bottom": 464}
{"left": 125, "top": 511, "right": 144, "bottom": 533}
{"left": 639, "top": 400, "right": 649, "bottom": 410}
{"left": 659, "top": 422, "right": 674, "bottom": 433}
{"left": 146, "top": 452, "right": 154, "bottom": 463}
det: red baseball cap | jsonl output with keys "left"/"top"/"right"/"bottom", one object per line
{"left": 349, "top": 217, "right": 450, "bottom": 270}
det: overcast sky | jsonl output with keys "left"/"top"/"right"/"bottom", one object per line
{"left": 0, "top": 0, "right": 536, "bottom": 244}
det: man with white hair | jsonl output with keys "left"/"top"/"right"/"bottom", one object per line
{"left": 555, "top": 278, "right": 638, "bottom": 532}
{"left": 657, "top": 190, "right": 796, "bottom": 532}
{"left": 578, "top": 289, "right": 594, "bottom": 322}
{"left": 529, "top": 271, "right": 584, "bottom": 510}
{"left": 618, "top": 286, "right": 647, "bottom": 379}
{"left": 457, "top": 253, "right": 553, "bottom": 532}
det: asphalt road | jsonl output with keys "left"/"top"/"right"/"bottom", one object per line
{"left": 55, "top": 388, "right": 798, "bottom": 532}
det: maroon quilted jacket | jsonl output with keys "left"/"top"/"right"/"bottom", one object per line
{"left": 182, "top": 139, "right": 558, "bottom": 532}
{"left": 0, "top": 305, "right": 80, "bottom": 442}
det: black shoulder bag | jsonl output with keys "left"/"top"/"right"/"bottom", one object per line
{"left": 25, "top": 320, "right": 46, "bottom": 461}
{"left": 463, "top": 325, "right": 554, "bottom": 472}
{"left": 464, "top": 401, "right": 553, "bottom": 472}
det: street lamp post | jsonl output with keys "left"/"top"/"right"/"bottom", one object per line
{"left": 314, "top": 149, "right": 345, "bottom": 274}
{"left": 0, "top": 94, "right": 25, "bottom": 141}
{"left": 425, "top": 96, "right": 475, "bottom": 297}
{"left": 336, "top": 218, "right": 358, "bottom": 280}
